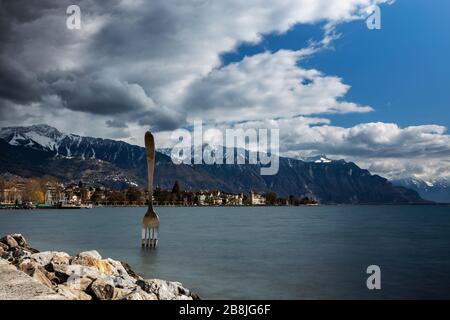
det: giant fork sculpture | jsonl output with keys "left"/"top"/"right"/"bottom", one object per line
{"left": 142, "top": 131, "right": 160, "bottom": 248}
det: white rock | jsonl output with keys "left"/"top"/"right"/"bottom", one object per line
{"left": 139, "top": 279, "right": 185, "bottom": 300}
{"left": 90, "top": 278, "right": 115, "bottom": 300}
{"left": 31, "top": 251, "right": 70, "bottom": 267}
{"left": 106, "top": 258, "right": 136, "bottom": 286}
{"left": 65, "top": 276, "right": 93, "bottom": 291}
{"left": 53, "top": 263, "right": 105, "bottom": 282}
{"left": 123, "top": 288, "right": 158, "bottom": 300}
{"left": 57, "top": 284, "right": 92, "bottom": 300}
{"left": 78, "top": 250, "right": 102, "bottom": 260}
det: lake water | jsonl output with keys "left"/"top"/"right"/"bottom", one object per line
{"left": 1, "top": 205, "right": 450, "bottom": 299}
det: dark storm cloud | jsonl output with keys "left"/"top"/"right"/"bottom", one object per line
{"left": 0, "top": 0, "right": 182, "bottom": 129}
{"left": 0, "top": 0, "right": 198, "bottom": 132}
{"left": 105, "top": 119, "right": 128, "bottom": 128}
{"left": 48, "top": 73, "right": 152, "bottom": 115}
{"left": 0, "top": 55, "right": 42, "bottom": 104}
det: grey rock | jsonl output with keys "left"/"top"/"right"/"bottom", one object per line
{"left": 136, "top": 279, "right": 195, "bottom": 300}
{"left": 71, "top": 254, "right": 113, "bottom": 276}
{"left": 123, "top": 288, "right": 158, "bottom": 300}
{"left": 78, "top": 250, "right": 102, "bottom": 260}
{"left": 120, "top": 261, "right": 143, "bottom": 281}
{"left": 65, "top": 276, "right": 93, "bottom": 292}
{"left": 111, "top": 287, "right": 133, "bottom": 300}
{"left": 1, "top": 250, "right": 14, "bottom": 262}
{"left": 12, "top": 248, "right": 31, "bottom": 263}
{"left": 106, "top": 258, "right": 136, "bottom": 287}
{"left": 31, "top": 251, "right": 70, "bottom": 267}
{"left": 0, "top": 258, "right": 67, "bottom": 300}
{"left": 0, "top": 242, "right": 8, "bottom": 251}
{"left": 53, "top": 264, "right": 104, "bottom": 282}
{"left": 51, "top": 254, "right": 70, "bottom": 266}
{"left": 18, "top": 259, "right": 54, "bottom": 289}
{"left": 90, "top": 278, "right": 115, "bottom": 300}
{"left": 113, "top": 276, "right": 135, "bottom": 289}
{"left": 0, "top": 235, "right": 18, "bottom": 249}
{"left": 57, "top": 284, "right": 92, "bottom": 300}
{"left": 11, "top": 234, "right": 28, "bottom": 247}
{"left": 42, "top": 270, "right": 61, "bottom": 285}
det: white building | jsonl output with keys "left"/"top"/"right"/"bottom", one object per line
{"left": 249, "top": 191, "right": 266, "bottom": 205}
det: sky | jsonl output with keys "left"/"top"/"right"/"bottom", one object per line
{"left": 0, "top": 0, "right": 449, "bottom": 180}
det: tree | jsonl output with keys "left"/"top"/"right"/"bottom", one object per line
{"left": 265, "top": 192, "right": 277, "bottom": 205}
{"left": 0, "top": 178, "right": 5, "bottom": 203}
{"left": 289, "top": 195, "right": 295, "bottom": 205}
{"left": 171, "top": 181, "right": 181, "bottom": 197}
{"left": 35, "top": 191, "right": 45, "bottom": 204}
{"left": 108, "top": 191, "right": 126, "bottom": 205}
{"left": 126, "top": 187, "right": 145, "bottom": 205}
{"left": 23, "top": 179, "right": 42, "bottom": 203}
{"left": 90, "top": 190, "right": 105, "bottom": 204}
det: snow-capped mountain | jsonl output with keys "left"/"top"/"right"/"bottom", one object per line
{"left": 392, "top": 177, "right": 450, "bottom": 203}
{"left": 0, "top": 124, "right": 146, "bottom": 168}
{"left": 0, "top": 124, "right": 429, "bottom": 203}
{"left": 0, "top": 124, "right": 65, "bottom": 152}
{"left": 304, "top": 155, "right": 334, "bottom": 163}
{"left": 158, "top": 144, "right": 262, "bottom": 165}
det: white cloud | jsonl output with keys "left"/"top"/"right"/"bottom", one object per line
{"left": 183, "top": 50, "right": 373, "bottom": 122}
{"left": 241, "top": 118, "right": 450, "bottom": 179}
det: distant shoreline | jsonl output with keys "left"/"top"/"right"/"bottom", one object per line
{"left": 0, "top": 203, "right": 448, "bottom": 210}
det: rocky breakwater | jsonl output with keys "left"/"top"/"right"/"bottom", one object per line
{"left": 0, "top": 234, "right": 200, "bottom": 300}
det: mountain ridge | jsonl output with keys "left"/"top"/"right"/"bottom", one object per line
{"left": 392, "top": 178, "right": 450, "bottom": 203}
{"left": 0, "top": 124, "right": 428, "bottom": 204}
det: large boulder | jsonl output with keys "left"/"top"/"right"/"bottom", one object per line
{"left": 1, "top": 250, "right": 14, "bottom": 262}
{"left": 106, "top": 258, "right": 136, "bottom": 287}
{"left": 31, "top": 251, "right": 70, "bottom": 267}
{"left": 18, "top": 259, "right": 54, "bottom": 289}
{"left": 120, "top": 261, "right": 143, "bottom": 281}
{"left": 78, "top": 250, "right": 102, "bottom": 260}
{"left": 123, "top": 288, "right": 158, "bottom": 300}
{"left": 52, "top": 264, "right": 104, "bottom": 283}
{"left": 11, "top": 248, "right": 31, "bottom": 263}
{"left": 136, "top": 279, "right": 196, "bottom": 300}
{"left": 65, "top": 276, "right": 93, "bottom": 292}
{"left": 11, "top": 234, "right": 28, "bottom": 247}
{"left": 112, "top": 276, "right": 136, "bottom": 290}
{"left": 72, "top": 254, "right": 113, "bottom": 275}
{"left": 57, "top": 285, "right": 92, "bottom": 300}
{"left": 0, "top": 235, "right": 18, "bottom": 249}
{"left": 111, "top": 287, "right": 133, "bottom": 300}
{"left": 0, "top": 242, "right": 9, "bottom": 251}
{"left": 89, "top": 278, "right": 115, "bottom": 300}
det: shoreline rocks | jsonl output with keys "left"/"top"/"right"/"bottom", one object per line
{"left": 0, "top": 234, "right": 200, "bottom": 300}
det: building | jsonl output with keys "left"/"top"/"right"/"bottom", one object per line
{"left": 197, "top": 194, "right": 207, "bottom": 206}
{"left": 3, "top": 186, "right": 23, "bottom": 204}
{"left": 249, "top": 191, "right": 266, "bottom": 205}
{"left": 224, "top": 193, "right": 243, "bottom": 206}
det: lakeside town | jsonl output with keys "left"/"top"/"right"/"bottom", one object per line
{"left": 0, "top": 174, "right": 317, "bottom": 209}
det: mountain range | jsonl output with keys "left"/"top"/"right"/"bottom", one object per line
{"left": 392, "top": 178, "right": 450, "bottom": 203}
{"left": 0, "top": 124, "right": 431, "bottom": 204}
